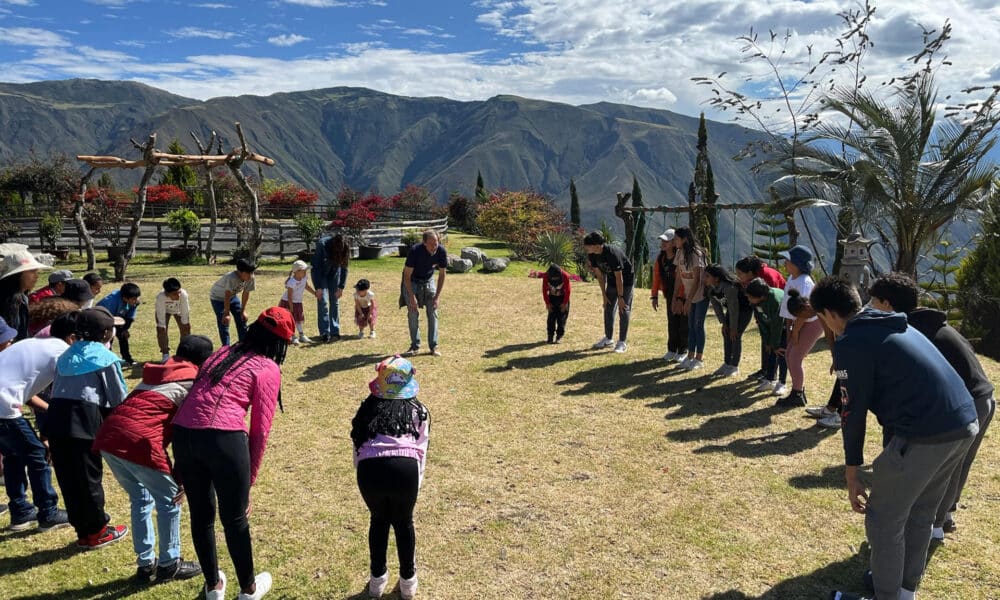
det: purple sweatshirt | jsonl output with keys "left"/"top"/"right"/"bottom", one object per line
{"left": 353, "top": 406, "right": 430, "bottom": 486}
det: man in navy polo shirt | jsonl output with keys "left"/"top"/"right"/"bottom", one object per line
{"left": 811, "top": 277, "right": 978, "bottom": 600}
{"left": 402, "top": 230, "right": 447, "bottom": 356}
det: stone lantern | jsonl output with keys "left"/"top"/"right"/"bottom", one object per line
{"left": 839, "top": 232, "right": 873, "bottom": 302}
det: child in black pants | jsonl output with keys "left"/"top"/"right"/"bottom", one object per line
{"left": 542, "top": 264, "right": 571, "bottom": 343}
{"left": 351, "top": 356, "right": 430, "bottom": 600}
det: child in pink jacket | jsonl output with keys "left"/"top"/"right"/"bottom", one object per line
{"left": 172, "top": 307, "right": 294, "bottom": 600}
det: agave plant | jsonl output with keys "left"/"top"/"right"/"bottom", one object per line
{"left": 532, "top": 230, "right": 576, "bottom": 267}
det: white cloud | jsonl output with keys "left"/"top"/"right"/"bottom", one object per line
{"left": 84, "top": 0, "right": 136, "bottom": 6}
{"left": 0, "top": 0, "right": 34, "bottom": 6}
{"left": 268, "top": 33, "right": 309, "bottom": 46}
{"left": 191, "top": 2, "right": 234, "bottom": 7}
{"left": 167, "top": 26, "right": 236, "bottom": 39}
{"left": 0, "top": 27, "right": 70, "bottom": 47}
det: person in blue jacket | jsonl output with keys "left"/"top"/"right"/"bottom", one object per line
{"left": 97, "top": 282, "right": 141, "bottom": 365}
{"left": 810, "top": 276, "right": 979, "bottom": 600}
{"left": 312, "top": 233, "right": 350, "bottom": 343}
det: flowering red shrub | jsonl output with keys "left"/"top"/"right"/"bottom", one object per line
{"left": 139, "top": 184, "right": 189, "bottom": 204}
{"left": 85, "top": 188, "right": 131, "bottom": 207}
{"left": 476, "top": 190, "right": 569, "bottom": 258}
{"left": 390, "top": 184, "right": 433, "bottom": 212}
{"left": 265, "top": 185, "right": 319, "bottom": 208}
{"left": 330, "top": 193, "right": 391, "bottom": 242}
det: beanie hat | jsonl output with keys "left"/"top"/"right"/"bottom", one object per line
{"left": 61, "top": 279, "right": 95, "bottom": 303}
{"left": 175, "top": 334, "right": 214, "bottom": 366}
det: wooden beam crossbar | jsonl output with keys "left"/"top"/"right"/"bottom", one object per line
{"left": 622, "top": 202, "right": 772, "bottom": 214}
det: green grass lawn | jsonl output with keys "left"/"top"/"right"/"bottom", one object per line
{"left": 0, "top": 234, "right": 996, "bottom": 599}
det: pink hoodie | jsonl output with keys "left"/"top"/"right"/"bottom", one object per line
{"left": 172, "top": 346, "right": 281, "bottom": 485}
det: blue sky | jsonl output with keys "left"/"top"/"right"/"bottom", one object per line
{"left": 0, "top": 0, "right": 998, "bottom": 121}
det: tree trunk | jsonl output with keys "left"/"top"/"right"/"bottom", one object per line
{"left": 831, "top": 205, "right": 854, "bottom": 275}
{"left": 226, "top": 123, "right": 263, "bottom": 259}
{"left": 614, "top": 191, "right": 634, "bottom": 256}
{"left": 116, "top": 134, "right": 157, "bottom": 281}
{"left": 74, "top": 168, "right": 97, "bottom": 270}
{"left": 191, "top": 131, "right": 218, "bottom": 264}
{"left": 799, "top": 209, "right": 828, "bottom": 276}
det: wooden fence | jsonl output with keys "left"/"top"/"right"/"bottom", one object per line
{"left": 9, "top": 216, "right": 448, "bottom": 260}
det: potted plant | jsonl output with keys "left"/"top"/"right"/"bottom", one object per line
{"left": 84, "top": 190, "right": 128, "bottom": 262}
{"left": 39, "top": 213, "right": 70, "bottom": 260}
{"left": 331, "top": 198, "right": 380, "bottom": 259}
{"left": 398, "top": 228, "right": 421, "bottom": 258}
{"left": 165, "top": 208, "right": 201, "bottom": 262}
{"left": 293, "top": 213, "right": 326, "bottom": 261}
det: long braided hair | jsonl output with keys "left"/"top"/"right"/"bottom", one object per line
{"left": 199, "top": 321, "right": 289, "bottom": 386}
{"left": 350, "top": 394, "right": 429, "bottom": 451}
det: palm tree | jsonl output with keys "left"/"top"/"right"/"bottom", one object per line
{"left": 774, "top": 71, "right": 999, "bottom": 277}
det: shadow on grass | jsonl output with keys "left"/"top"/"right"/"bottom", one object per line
{"left": 9, "top": 575, "right": 146, "bottom": 600}
{"left": 0, "top": 541, "right": 79, "bottom": 578}
{"left": 788, "top": 464, "right": 844, "bottom": 490}
{"left": 484, "top": 349, "right": 594, "bottom": 373}
{"left": 556, "top": 358, "right": 693, "bottom": 400}
{"left": 482, "top": 341, "right": 549, "bottom": 358}
{"left": 703, "top": 542, "right": 869, "bottom": 600}
{"left": 298, "top": 352, "right": 385, "bottom": 382}
{"left": 665, "top": 403, "right": 790, "bottom": 443}
{"left": 692, "top": 425, "right": 839, "bottom": 458}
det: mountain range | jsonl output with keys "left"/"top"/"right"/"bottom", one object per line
{"left": 1, "top": 78, "right": 832, "bottom": 260}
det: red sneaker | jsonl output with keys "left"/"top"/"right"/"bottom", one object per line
{"left": 77, "top": 524, "right": 128, "bottom": 550}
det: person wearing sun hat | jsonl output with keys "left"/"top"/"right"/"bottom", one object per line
{"left": 0, "top": 250, "right": 51, "bottom": 341}
{"left": 279, "top": 259, "right": 316, "bottom": 346}
{"left": 650, "top": 229, "right": 688, "bottom": 362}
{"left": 350, "top": 355, "right": 430, "bottom": 600}
{"left": 774, "top": 244, "right": 823, "bottom": 407}
{"left": 172, "top": 307, "right": 293, "bottom": 600}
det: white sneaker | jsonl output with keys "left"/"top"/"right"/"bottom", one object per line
{"left": 399, "top": 574, "right": 418, "bottom": 600}
{"left": 817, "top": 413, "right": 842, "bottom": 429}
{"left": 299, "top": 334, "right": 312, "bottom": 343}
{"left": 711, "top": 364, "right": 729, "bottom": 377}
{"left": 755, "top": 379, "right": 774, "bottom": 392}
{"left": 678, "top": 357, "right": 692, "bottom": 369}
{"left": 206, "top": 571, "right": 226, "bottom": 600}
{"left": 161, "top": 353, "right": 170, "bottom": 363}
{"left": 237, "top": 572, "right": 272, "bottom": 600}
{"left": 291, "top": 337, "right": 300, "bottom": 346}
{"left": 359, "top": 329, "right": 365, "bottom": 339}
{"left": 805, "top": 406, "right": 837, "bottom": 419}
{"left": 663, "top": 351, "right": 677, "bottom": 362}
{"left": 613, "top": 341, "right": 627, "bottom": 353}
{"left": 592, "top": 336, "right": 614, "bottom": 350}
{"left": 687, "top": 359, "right": 704, "bottom": 371}
{"left": 772, "top": 383, "right": 788, "bottom": 397}
{"left": 724, "top": 365, "right": 740, "bottom": 378}
{"left": 368, "top": 570, "right": 389, "bottom": 597}
{"left": 931, "top": 526, "right": 945, "bottom": 541}
{"left": 369, "top": 331, "right": 377, "bottom": 339}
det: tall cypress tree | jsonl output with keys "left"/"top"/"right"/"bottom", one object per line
{"left": 475, "top": 170, "right": 486, "bottom": 202}
{"left": 569, "top": 178, "right": 581, "bottom": 228}
{"left": 630, "top": 175, "right": 650, "bottom": 288}
{"left": 691, "top": 113, "right": 720, "bottom": 262}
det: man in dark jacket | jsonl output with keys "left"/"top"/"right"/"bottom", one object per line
{"left": 311, "top": 233, "right": 349, "bottom": 342}
{"left": 868, "top": 272, "right": 994, "bottom": 540}
{"left": 811, "top": 277, "right": 979, "bottom": 600}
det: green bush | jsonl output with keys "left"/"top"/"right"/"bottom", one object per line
{"left": 293, "top": 213, "right": 326, "bottom": 252}
{"left": 166, "top": 208, "right": 201, "bottom": 248}
{"left": 957, "top": 186, "right": 1000, "bottom": 359}
{"left": 447, "top": 193, "right": 478, "bottom": 233}
{"left": 401, "top": 228, "right": 422, "bottom": 247}
{"left": 39, "top": 213, "right": 64, "bottom": 249}
{"left": 476, "top": 190, "right": 567, "bottom": 259}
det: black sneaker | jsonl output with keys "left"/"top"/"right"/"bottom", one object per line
{"left": 9, "top": 508, "right": 38, "bottom": 532}
{"left": 942, "top": 518, "right": 957, "bottom": 533}
{"left": 156, "top": 559, "right": 202, "bottom": 582}
{"left": 830, "top": 592, "right": 873, "bottom": 600}
{"left": 862, "top": 570, "right": 874, "bottom": 593}
{"left": 776, "top": 390, "right": 807, "bottom": 408}
{"left": 38, "top": 509, "right": 71, "bottom": 532}
{"left": 135, "top": 561, "right": 157, "bottom": 584}
{"left": 329, "top": 334, "right": 341, "bottom": 342}
{"left": 405, "top": 345, "right": 420, "bottom": 356}
{"left": 320, "top": 334, "right": 331, "bottom": 343}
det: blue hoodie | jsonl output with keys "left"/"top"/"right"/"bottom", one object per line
{"left": 834, "top": 307, "right": 978, "bottom": 466}
{"left": 42, "top": 341, "right": 128, "bottom": 440}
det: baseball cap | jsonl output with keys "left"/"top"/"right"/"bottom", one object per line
{"left": 0, "top": 316, "right": 17, "bottom": 345}
{"left": 658, "top": 229, "right": 676, "bottom": 242}
{"left": 256, "top": 306, "right": 295, "bottom": 341}
{"left": 175, "top": 334, "right": 214, "bottom": 366}
{"left": 61, "top": 279, "right": 95, "bottom": 303}
{"left": 48, "top": 270, "right": 74, "bottom": 285}
{"left": 77, "top": 307, "right": 115, "bottom": 340}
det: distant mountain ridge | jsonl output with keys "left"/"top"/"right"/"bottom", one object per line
{"left": 0, "top": 78, "right": 812, "bottom": 256}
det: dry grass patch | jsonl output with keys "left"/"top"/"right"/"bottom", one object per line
{"left": 0, "top": 238, "right": 996, "bottom": 599}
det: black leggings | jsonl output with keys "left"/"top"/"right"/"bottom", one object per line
{"left": 173, "top": 426, "right": 255, "bottom": 590}
{"left": 357, "top": 457, "right": 420, "bottom": 579}
{"left": 47, "top": 435, "right": 109, "bottom": 538}
{"left": 721, "top": 310, "right": 755, "bottom": 367}
{"left": 546, "top": 303, "right": 569, "bottom": 339}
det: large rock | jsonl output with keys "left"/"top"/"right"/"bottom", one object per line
{"left": 460, "top": 247, "right": 484, "bottom": 265}
{"left": 447, "top": 255, "right": 474, "bottom": 273}
{"left": 481, "top": 257, "right": 510, "bottom": 273}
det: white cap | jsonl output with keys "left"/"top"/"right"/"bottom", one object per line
{"left": 658, "top": 229, "right": 676, "bottom": 242}
{"left": 291, "top": 259, "right": 309, "bottom": 271}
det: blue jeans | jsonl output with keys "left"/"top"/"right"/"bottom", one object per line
{"left": 103, "top": 452, "right": 182, "bottom": 567}
{"left": 0, "top": 417, "right": 59, "bottom": 521}
{"left": 687, "top": 299, "right": 709, "bottom": 354}
{"left": 316, "top": 287, "right": 342, "bottom": 336}
{"left": 211, "top": 297, "right": 247, "bottom": 346}
{"left": 405, "top": 279, "right": 439, "bottom": 349}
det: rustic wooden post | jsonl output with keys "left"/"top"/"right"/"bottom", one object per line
{"left": 156, "top": 222, "right": 163, "bottom": 253}
{"left": 73, "top": 168, "right": 97, "bottom": 268}
{"left": 278, "top": 224, "right": 285, "bottom": 260}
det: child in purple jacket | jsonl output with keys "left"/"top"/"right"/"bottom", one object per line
{"left": 350, "top": 356, "right": 430, "bottom": 600}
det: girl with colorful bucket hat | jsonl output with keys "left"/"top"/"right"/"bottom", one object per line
{"left": 350, "top": 356, "right": 430, "bottom": 599}
{"left": 172, "top": 307, "right": 293, "bottom": 600}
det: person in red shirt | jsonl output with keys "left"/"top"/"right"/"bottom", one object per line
{"left": 541, "top": 264, "right": 571, "bottom": 343}
{"left": 736, "top": 256, "right": 788, "bottom": 381}
{"left": 27, "top": 270, "right": 73, "bottom": 304}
